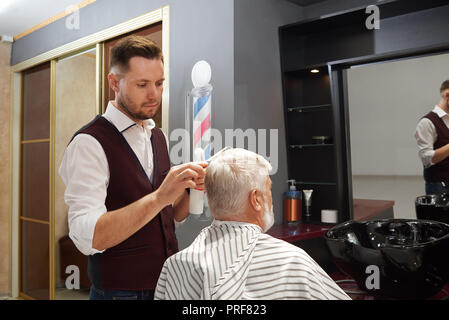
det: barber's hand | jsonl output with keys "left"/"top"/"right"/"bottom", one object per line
{"left": 156, "top": 162, "right": 208, "bottom": 206}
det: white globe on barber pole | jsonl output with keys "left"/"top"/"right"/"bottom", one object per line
{"left": 191, "top": 60, "right": 211, "bottom": 88}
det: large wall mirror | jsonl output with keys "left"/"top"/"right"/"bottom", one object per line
{"left": 347, "top": 51, "right": 449, "bottom": 219}
{"left": 54, "top": 47, "right": 97, "bottom": 300}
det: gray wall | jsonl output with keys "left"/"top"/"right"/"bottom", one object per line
{"left": 178, "top": 0, "right": 304, "bottom": 248}
{"left": 233, "top": 0, "right": 303, "bottom": 225}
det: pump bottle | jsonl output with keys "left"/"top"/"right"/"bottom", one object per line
{"left": 283, "top": 180, "right": 302, "bottom": 223}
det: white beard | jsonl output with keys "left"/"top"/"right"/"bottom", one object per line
{"left": 262, "top": 201, "right": 274, "bottom": 233}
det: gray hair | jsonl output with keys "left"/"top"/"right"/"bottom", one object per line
{"left": 205, "top": 148, "right": 272, "bottom": 218}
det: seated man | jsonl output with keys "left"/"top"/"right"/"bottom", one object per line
{"left": 155, "top": 148, "right": 350, "bottom": 300}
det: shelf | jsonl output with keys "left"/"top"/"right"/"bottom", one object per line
{"left": 284, "top": 65, "right": 329, "bottom": 74}
{"left": 295, "top": 181, "right": 337, "bottom": 186}
{"left": 290, "top": 144, "right": 334, "bottom": 149}
{"left": 288, "top": 104, "right": 331, "bottom": 112}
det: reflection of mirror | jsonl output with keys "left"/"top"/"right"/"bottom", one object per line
{"left": 55, "top": 47, "right": 97, "bottom": 300}
{"left": 347, "top": 52, "right": 449, "bottom": 219}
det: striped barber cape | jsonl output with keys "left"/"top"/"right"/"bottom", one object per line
{"left": 155, "top": 220, "right": 351, "bottom": 300}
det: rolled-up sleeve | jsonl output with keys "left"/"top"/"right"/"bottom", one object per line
{"left": 174, "top": 217, "right": 187, "bottom": 228}
{"left": 58, "top": 134, "right": 108, "bottom": 256}
{"left": 415, "top": 118, "right": 436, "bottom": 168}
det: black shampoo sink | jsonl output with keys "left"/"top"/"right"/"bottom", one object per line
{"left": 324, "top": 219, "right": 449, "bottom": 299}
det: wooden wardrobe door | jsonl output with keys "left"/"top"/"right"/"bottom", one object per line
{"left": 20, "top": 61, "right": 51, "bottom": 300}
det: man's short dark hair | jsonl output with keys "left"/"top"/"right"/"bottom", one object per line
{"left": 440, "top": 80, "right": 449, "bottom": 94}
{"left": 110, "top": 35, "right": 163, "bottom": 73}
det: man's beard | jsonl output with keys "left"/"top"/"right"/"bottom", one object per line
{"left": 117, "top": 94, "right": 159, "bottom": 121}
{"left": 262, "top": 200, "right": 274, "bottom": 233}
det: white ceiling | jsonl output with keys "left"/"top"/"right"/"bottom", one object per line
{"left": 0, "top": 0, "right": 86, "bottom": 38}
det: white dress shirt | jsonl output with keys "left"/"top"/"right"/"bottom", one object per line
{"left": 415, "top": 105, "right": 449, "bottom": 168}
{"left": 59, "top": 102, "right": 173, "bottom": 256}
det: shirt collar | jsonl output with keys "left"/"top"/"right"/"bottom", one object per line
{"left": 433, "top": 105, "right": 449, "bottom": 118}
{"left": 103, "top": 101, "right": 156, "bottom": 132}
{"left": 211, "top": 219, "right": 262, "bottom": 231}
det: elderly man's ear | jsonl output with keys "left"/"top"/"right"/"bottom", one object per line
{"left": 249, "top": 189, "right": 264, "bottom": 212}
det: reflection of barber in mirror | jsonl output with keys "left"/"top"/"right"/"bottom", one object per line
{"left": 59, "top": 35, "right": 207, "bottom": 300}
{"left": 415, "top": 80, "right": 449, "bottom": 195}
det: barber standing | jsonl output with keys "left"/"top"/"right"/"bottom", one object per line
{"left": 415, "top": 80, "right": 449, "bottom": 195}
{"left": 59, "top": 35, "right": 207, "bottom": 300}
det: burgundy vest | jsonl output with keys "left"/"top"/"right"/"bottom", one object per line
{"left": 71, "top": 115, "right": 178, "bottom": 290}
{"left": 423, "top": 111, "right": 449, "bottom": 182}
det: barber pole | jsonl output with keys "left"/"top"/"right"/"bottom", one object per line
{"left": 189, "top": 61, "right": 213, "bottom": 216}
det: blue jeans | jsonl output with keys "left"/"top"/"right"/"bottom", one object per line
{"left": 425, "top": 182, "right": 449, "bottom": 195}
{"left": 89, "top": 285, "right": 155, "bottom": 300}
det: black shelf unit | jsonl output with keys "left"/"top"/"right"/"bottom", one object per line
{"left": 279, "top": 15, "right": 360, "bottom": 224}
{"left": 290, "top": 144, "right": 334, "bottom": 149}
{"left": 281, "top": 64, "right": 341, "bottom": 223}
{"left": 288, "top": 104, "right": 331, "bottom": 113}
